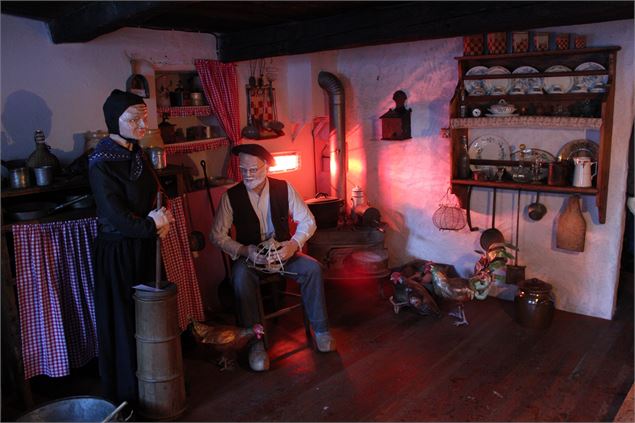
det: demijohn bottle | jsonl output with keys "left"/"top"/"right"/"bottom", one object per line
{"left": 457, "top": 135, "right": 471, "bottom": 179}
{"left": 26, "top": 129, "right": 60, "bottom": 173}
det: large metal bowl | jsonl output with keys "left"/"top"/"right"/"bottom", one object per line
{"left": 17, "top": 396, "right": 127, "bottom": 422}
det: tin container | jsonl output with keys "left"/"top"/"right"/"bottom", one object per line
{"left": 574, "top": 34, "right": 586, "bottom": 49}
{"left": 487, "top": 32, "right": 507, "bottom": 55}
{"left": 515, "top": 278, "right": 554, "bottom": 329}
{"left": 9, "top": 167, "right": 30, "bottom": 189}
{"left": 463, "top": 34, "right": 484, "bottom": 56}
{"left": 533, "top": 32, "right": 549, "bottom": 51}
{"left": 555, "top": 33, "right": 569, "bottom": 50}
{"left": 512, "top": 32, "right": 529, "bottom": 53}
{"left": 34, "top": 166, "right": 54, "bottom": 186}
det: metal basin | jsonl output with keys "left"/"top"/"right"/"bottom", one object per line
{"left": 17, "top": 396, "right": 125, "bottom": 422}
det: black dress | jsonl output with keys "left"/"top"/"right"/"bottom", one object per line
{"left": 88, "top": 140, "right": 158, "bottom": 405}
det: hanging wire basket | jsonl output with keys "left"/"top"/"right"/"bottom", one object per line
{"left": 432, "top": 188, "right": 467, "bottom": 231}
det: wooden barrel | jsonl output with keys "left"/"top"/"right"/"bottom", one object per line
{"left": 134, "top": 283, "right": 187, "bottom": 420}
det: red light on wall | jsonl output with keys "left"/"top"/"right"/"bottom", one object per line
{"left": 269, "top": 152, "right": 300, "bottom": 174}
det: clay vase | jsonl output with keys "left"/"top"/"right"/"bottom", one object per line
{"left": 556, "top": 195, "right": 586, "bottom": 252}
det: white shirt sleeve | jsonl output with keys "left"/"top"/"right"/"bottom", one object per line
{"left": 287, "top": 183, "right": 316, "bottom": 249}
{"left": 209, "top": 192, "right": 244, "bottom": 260}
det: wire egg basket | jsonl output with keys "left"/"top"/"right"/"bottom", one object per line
{"left": 432, "top": 188, "right": 467, "bottom": 231}
{"left": 247, "top": 238, "right": 290, "bottom": 274}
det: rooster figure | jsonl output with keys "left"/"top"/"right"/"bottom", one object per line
{"left": 425, "top": 264, "right": 476, "bottom": 326}
{"left": 190, "top": 318, "right": 265, "bottom": 371}
{"left": 389, "top": 271, "right": 441, "bottom": 317}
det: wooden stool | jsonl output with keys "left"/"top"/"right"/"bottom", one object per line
{"left": 254, "top": 273, "right": 312, "bottom": 349}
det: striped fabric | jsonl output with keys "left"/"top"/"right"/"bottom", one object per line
{"left": 163, "top": 196, "right": 205, "bottom": 330}
{"left": 194, "top": 59, "right": 242, "bottom": 182}
{"left": 14, "top": 218, "right": 99, "bottom": 379}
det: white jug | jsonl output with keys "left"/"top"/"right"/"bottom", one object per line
{"left": 572, "top": 156, "right": 597, "bottom": 187}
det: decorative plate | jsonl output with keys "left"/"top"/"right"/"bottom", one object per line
{"left": 484, "top": 66, "right": 511, "bottom": 95}
{"left": 510, "top": 148, "right": 557, "bottom": 181}
{"left": 468, "top": 134, "right": 511, "bottom": 173}
{"left": 464, "top": 66, "right": 488, "bottom": 96}
{"left": 557, "top": 139, "right": 599, "bottom": 162}
{"left": 511, "top": 66, "right": 543, "bottom": 94}
{"left": 544, "top": 65, "right": 573, "bottom": 94}
{"left": 574, "top": 62, "right": 608, "bottom": 91}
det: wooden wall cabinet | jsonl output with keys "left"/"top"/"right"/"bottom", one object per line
{"left": 449, "top": 47, "right": 620, "bottom": 224}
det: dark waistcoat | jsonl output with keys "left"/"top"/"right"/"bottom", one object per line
{"left": 227, "top": 177, "right": 290, "bottom": 246}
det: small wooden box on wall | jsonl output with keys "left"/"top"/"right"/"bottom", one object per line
{"left": 380, "top": 90, "right": 411, "bottom": 140}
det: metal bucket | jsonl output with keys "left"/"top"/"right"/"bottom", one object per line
{"left": 134, "top": 283, "right": 187, "bottom": 420}
{"left": 16, "top": 396, "right": 127, "bottom": 422}
{"left": 9, "top": 167, "right": 30, "bottom": 189}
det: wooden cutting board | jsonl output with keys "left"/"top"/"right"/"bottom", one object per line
{"left": 556, "top": 195, "right": 586, "bottom": 252}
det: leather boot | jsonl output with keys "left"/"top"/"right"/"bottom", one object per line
{"left": 248, "top": 341, "right": 270, "bottom": 371}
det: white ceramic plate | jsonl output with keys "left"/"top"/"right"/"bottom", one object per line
{"left": 510, "top": 148, "right": 556, "bottom": 181}
{"left": 464, "top": 66, "right": 488, "bottom": 96}
{"left": 574, "top": 62, "right": 608, "bottom": 91}
{"left": 557, "top": 139, "right": 599, "bottom": 162}
{"left": 544, "top": 65, "right": 573, "bottom": 94}
{"left": 511, "top": 66, "right": 543, "bottom": 94}
{"left": 468, "top": 134, "right": 511, "bottom": 173}
{"left": 484, "top": 66, "right": 511, "bottom": 95}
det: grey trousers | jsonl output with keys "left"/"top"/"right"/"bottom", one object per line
{"left": 232, "top": 252, "right": 329, "bottom": 333}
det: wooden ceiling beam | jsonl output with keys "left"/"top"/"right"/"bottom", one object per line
{"left": 47, "top": 1, "right": 197, "bottom": 44}
{"left": 217, "top": 1, "right": 633, "bottom": 62}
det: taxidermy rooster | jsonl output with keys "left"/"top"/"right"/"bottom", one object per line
{"left": 425, "top": 264, "right": 476, "bottom": 326}
{"left": 189, "top": 318, "right": 265, "bottom": 371}
{"left": 390, "top": 271, "right": 441, "bottom": 317}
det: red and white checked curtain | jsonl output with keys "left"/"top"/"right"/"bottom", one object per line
{"left": 195, "top": 59, "right": 242, "bottom": 181}
{"left": 13, "top": 218, "right": 99, "bottom": 379}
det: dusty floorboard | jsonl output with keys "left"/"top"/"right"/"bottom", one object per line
{"left": 3, "top": 271, "right": 633, "bottom": 422}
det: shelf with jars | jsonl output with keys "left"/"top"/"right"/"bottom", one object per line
{"left": 449, "top": 46, "right": 620, "bottom": 224}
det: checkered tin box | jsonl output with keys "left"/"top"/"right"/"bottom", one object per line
{"left": 487, "top": 32, "right": 507, "bottom": 55}
{"left": 463, "top": 34, "right": 484, "bottom": 56}
{"left": 556, "top": 33, "right": 569, "bottom": 50}
{"left": 512, "top": 32, "right": 529, "bottom": 53}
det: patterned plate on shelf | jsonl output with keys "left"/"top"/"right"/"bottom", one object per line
{"left": 557, "top": 139, "right": 599, "bottom": 162}
{"left": 468, "top": 134, "right": 511, "bottom": 173}
{"left": 464, "top": 66, "right": 488, "bottom": 96}
{"left": 511, "top": 66, "right": 543, "bottom": 94}
{"left": 544, "top": 65, "right": 574, "bottom": 94}
{"left": 574, "top": 62, "right": 608, "bottom": 92}
{"left": 484, "top": 66, "right": 511, "bottom": 95}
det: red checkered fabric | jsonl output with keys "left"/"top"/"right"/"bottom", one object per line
{"left": 463, "top": 35, "right": 484, "bottom": 56}
{"left": 163, "top": 137, "right": 229, "bottom": 155}
{"left": 157, "top": 106, "right": 212, "bottom": 117}
{"left": 194, "top": 60, "right": 242, "bottom": 182}
{"left": 162, "top": 196, "right": 205, "bottom": 330}
{"left": 13, "top": 218, "right": 99, "bottom": 379}
{"left": 249, "top": 88, "right": 274, "bottom": 123}
{"left": 487, "top": 33, "right": 507, "bottom": 55}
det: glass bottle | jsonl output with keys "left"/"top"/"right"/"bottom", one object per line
{"left": 26, "top": 129, "right": 60, "bottom": 172}
{"left": 459, "top": 84, "right": 467, "bottom": 118}
{"left": 457, "top": 135, "right": 471, "bottom": 179}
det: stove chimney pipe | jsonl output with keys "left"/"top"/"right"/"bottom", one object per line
{"left": 318, "top": 71, "right": 346, "bottom": 201}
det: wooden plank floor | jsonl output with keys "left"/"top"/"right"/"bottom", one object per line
{"left": 179, "top": 273, "right": 634, "bottom": 422}
{"left": 3, "top": 271, "right": 632, "bottom": 422}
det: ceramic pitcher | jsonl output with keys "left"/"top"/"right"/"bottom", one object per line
{"left": 572, "top": 156, "right": 597, "bottom": 187}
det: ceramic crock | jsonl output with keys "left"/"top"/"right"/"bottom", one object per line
{"left": 515, "top": 278, "right": 554, "bottom": 329}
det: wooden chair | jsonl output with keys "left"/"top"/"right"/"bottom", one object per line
{"left": 254, "top": 273, "right": 312, "bottom": 349}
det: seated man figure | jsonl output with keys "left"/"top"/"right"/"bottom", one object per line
{"left": 210, "top": 144, "right": 336, "bottom": 371}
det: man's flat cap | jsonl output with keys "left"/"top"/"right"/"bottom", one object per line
{"left": 231, "top": 143, "right": 276, "bottom": 166}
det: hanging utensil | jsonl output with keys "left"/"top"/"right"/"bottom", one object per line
{"left": 528, "top": 192, "right": 547, "bottom": 221}
{"left": 480, "top": 188, "right": 505, "bottom": 250}
{"left": 507, "top": 189, "right": 526, "bottom": 284}
{"left": 241, "top": 86, "right": 259, "bottom": 139}
{"left": 183, "top": 193, "right": 205, "bottom": 253}
{"left": 201, "top": 160, "right": 235, "bottom": 311}
{"left": 466, "top": 185, "right": 479, "bottom": 231}
{"left": 268, "top": 81, "right": 284, "bottom": 133}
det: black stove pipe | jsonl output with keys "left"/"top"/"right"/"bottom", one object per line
{"left": 318, "top": 71, "right": 346, "bottom": 202}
